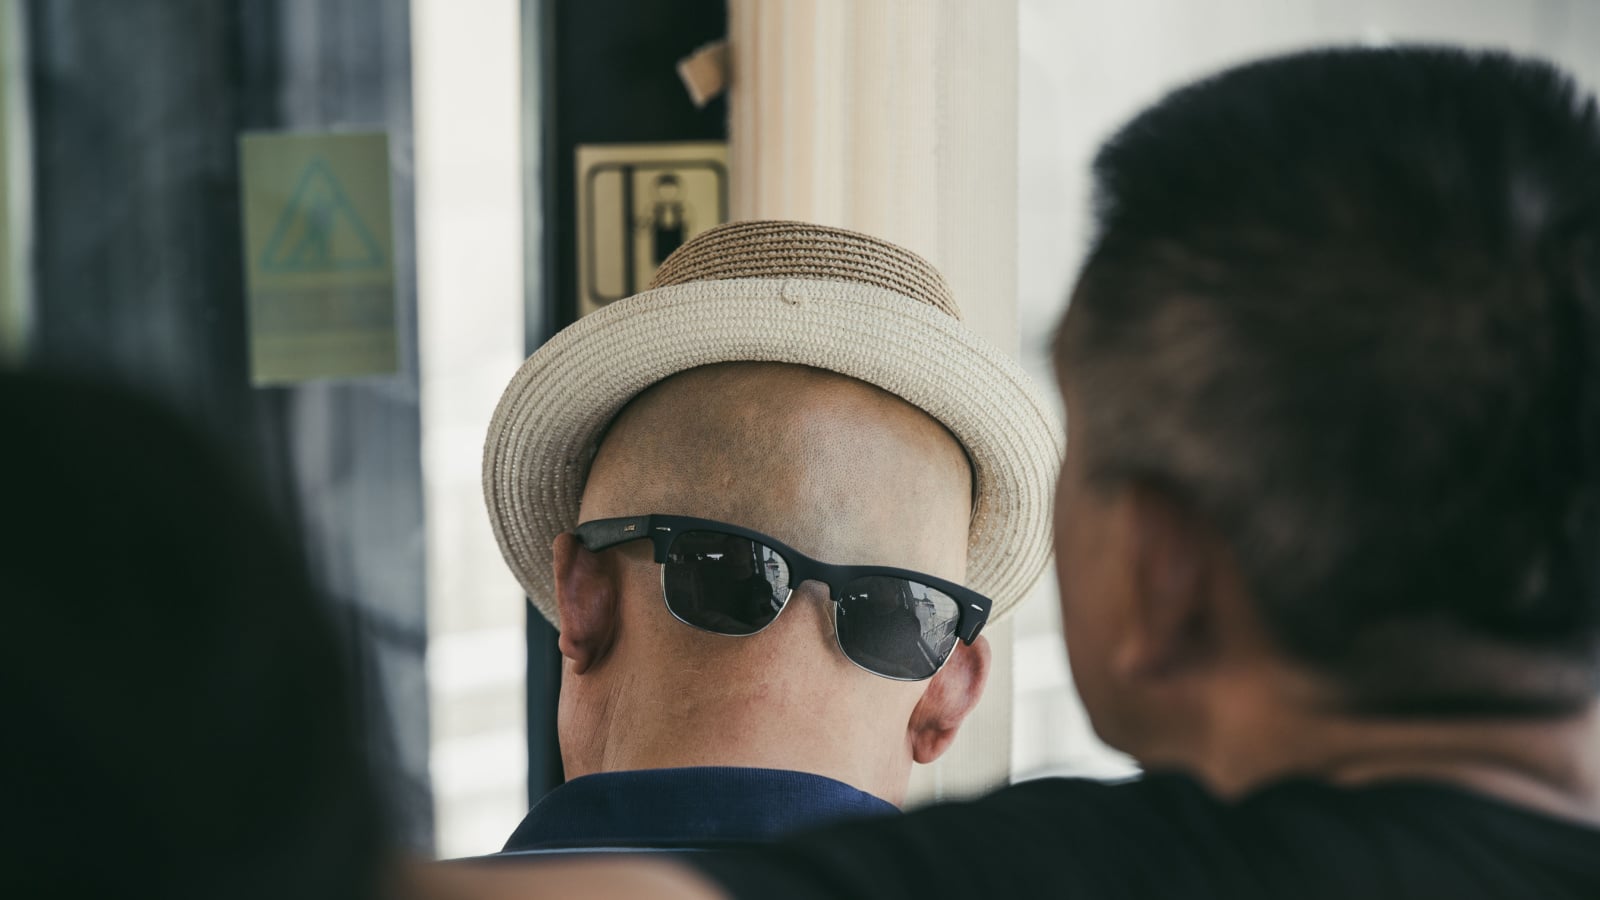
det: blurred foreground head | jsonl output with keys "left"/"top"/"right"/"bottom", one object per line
{"left": 1056, "top": 47, "right": 1600, "bottom": 760}
{"left": 0, "top": 372, "right": 390, "bottom": 900}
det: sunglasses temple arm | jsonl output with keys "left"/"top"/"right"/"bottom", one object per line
{"left": 960, "top": 607, "right": 990, "bottom": 644}
{"left": 574, "top": 516, "right": 653, "bottom": 551}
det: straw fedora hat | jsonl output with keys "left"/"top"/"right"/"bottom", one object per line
{"left": 484, "top": 220, "right": 1061, "bottom": 628}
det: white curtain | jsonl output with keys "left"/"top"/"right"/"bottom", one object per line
{"left": 728, "top": 0, "right": 1023, "bottom": 805}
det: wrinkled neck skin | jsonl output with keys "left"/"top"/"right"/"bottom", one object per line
{"left": 558, "top": 584, "right": 920, "bottom": 806}
{"left": 1150, "top": 665, "right": 1600, "bottom": 825}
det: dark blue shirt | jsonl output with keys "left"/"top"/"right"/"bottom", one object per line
{"left": 500, "top": 766, "right": 898, "bottom": 852}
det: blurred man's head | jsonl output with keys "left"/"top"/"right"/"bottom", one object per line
{"left": 553, "top": 362, "right": 988, "bottom": 804}
{"left": 1052, "top": 48, "right": 1600, "bottom": 773}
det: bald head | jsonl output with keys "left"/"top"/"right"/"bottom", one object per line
{"left": 553, "top": 363, "right": 992, "bottom": 799}
{"left": 583, "top": 363, "right": 972, "bottom": 579}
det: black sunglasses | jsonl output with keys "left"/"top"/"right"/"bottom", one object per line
{"left": 573, "top": 514, "right": 991, "bottom": 681}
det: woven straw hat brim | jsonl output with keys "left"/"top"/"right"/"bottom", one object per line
{"left": 483, "top": 277, "right": 1062, "bottom": 628}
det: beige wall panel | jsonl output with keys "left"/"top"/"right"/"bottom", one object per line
{"left": 728, "top": 0, "right": 1023, "bottom": 805}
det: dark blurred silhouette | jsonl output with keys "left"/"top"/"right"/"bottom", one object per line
{"left": 0, "top": 370, "right": 392, "bottom": 900}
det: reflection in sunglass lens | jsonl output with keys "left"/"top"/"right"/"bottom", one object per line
{"left": 663, "top": 531, "right": 791, "bottom": 636}
{"left": 835, "top": 577, "right": 961, "bottom": 680}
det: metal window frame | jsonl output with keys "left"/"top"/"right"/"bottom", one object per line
{"left": 521, "top": 0, "right": 727, "bottom": 806}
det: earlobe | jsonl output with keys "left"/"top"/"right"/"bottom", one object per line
{"left": 552, "top": 532, "right": 621, "bottom": 675}
{"left": 908, "top": 635, "right": 992, "bottom": 764}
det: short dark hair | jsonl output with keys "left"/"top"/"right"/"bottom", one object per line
{"left": 1061, "top": 47, "right": 1600, "bottom": 714}
{"left": 0, "top": 371, "right": 392, "bottom": 899}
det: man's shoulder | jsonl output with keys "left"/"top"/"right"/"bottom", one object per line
{"left": 909, "top": 772, "right": 1218, "bottom": 835}
{"left": 961, "top": 772, "right": 1600, "bottom": 855}
{"left": 977, "top": 771, "right": 1188, "bottom": 810}
{"left": 695, "top": 774, "right": 1600, "bottom": 900}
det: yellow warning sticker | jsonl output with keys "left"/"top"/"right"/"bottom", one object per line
{"left": 239, "top": 131, "right": 398, "bottom": 384}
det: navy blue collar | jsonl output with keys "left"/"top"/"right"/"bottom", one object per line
{"left": 501, "top": 766, "right": 899, "bottom": 852}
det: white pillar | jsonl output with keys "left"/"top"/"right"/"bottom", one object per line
{"left": 0, "top": 0, "right": 32, "bottom": 363}
{"left": 728, "top": 0, "right": 1021, "bottom": 804}
{"left": 411, "top": 0, "right": 530, "bottom": 858}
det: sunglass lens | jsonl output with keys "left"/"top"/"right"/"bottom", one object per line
{"left": 663, "top": 531, "right": 791, "bottom": 636}
{"left": 835, "top": 577, "right": 961, "bottom": 680}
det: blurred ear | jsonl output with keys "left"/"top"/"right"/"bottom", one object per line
{"left": 1113, "top": 486, "right": 1219, "bottom": 682}
{"left": 552, "top": 532, "right": 621, "bottom": 675}
{"left": 908, "top": 635, "right": 992, "bottom": 764}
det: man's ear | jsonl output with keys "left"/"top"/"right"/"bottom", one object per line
{"left": 1113, "top": 486, "right": 1218, "bottom": 682}
{"left": 552, "top": 532, "right": 621, "bottom": 675}
{"left": 908, "top": 635, "right": 992, "bottom": 764}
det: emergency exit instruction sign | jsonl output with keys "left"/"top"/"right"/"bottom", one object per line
{"left": 576, "top": 142, "right": 728, "bottom": 317}
{"left": 239, "top": 131, "right": 398, "bottom": 385}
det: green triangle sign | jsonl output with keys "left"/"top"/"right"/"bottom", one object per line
{"left": 258, "top": 157, "right": 386, "bottom": 273}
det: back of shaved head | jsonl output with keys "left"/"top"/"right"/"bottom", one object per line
{"left": 582, "top": 363, "right": 973, "bottom": 581}
{"left": 557, "top": 363, "right": 991, "bottom": 799}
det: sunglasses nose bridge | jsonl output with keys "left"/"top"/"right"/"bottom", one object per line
{"left": 789, "top": 558, "right": 850, "bottom": 598}
{"left": 785, "top": 576, "right": 839, "bottom": 606}
{"left": 784, "top": 570, "right": 825, "bottom": 592}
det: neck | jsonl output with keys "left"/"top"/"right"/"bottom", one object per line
{"left": 558, "top": 663, "right": 913, "bottom": 806}
{"left": 1160, "top": 670, "right": 1600, "bottom": 824}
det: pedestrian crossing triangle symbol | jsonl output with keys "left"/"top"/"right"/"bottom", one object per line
{"left": 259, "top": 157, "right": 386, "bottom": 273}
